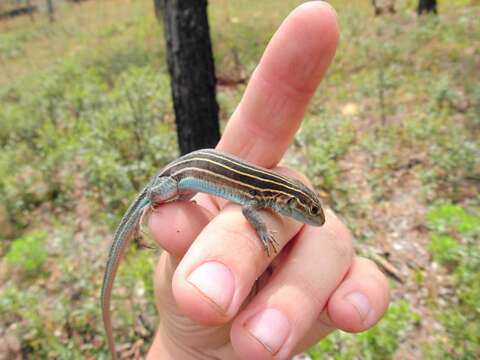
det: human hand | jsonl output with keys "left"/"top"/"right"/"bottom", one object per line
{"left": 147, "top": 2, "right": 390, "bottom": 359}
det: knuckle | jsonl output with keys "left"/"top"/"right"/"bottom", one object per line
{"left": 324, "top": 212, "right": 354, "bottom": 262}
{"left": 330, "top": 229, "right": 354, "bottom": 262}
{"left": 298, "top": 273, "right": 326, "bottom": 309}
{"left": 356, "top": 257, "right": 390, "bottom": 291}
{"left": 357, "top": 257, "right": 379, "bottom": 271}
{"left": 365, "top": 273, "right": 391, "bottom": 311}
{"left": 215, "top": 220, "right": 270, "bottom": 260}
{"left": 372, "top": 270, "right": 390, "bottom": 295}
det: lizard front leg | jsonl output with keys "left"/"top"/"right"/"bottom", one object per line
{"left": 242, "top": 200, "right": 279, "bottom": 256}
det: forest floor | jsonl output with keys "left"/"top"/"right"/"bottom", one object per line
{"left": 0, "top": 0, "right": 479, "bottom": 359}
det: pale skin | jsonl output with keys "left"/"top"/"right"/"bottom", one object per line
{"left": 146, "top": 2, "right": 390, "bottom": 359}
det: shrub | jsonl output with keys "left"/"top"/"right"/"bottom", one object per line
{"left": 5, "top": 231, "right": 48, "bottom": 275}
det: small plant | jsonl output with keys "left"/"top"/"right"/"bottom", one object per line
{"left": 427, "top": 203, "right": 480, "bottom": 235}
{"left": 5, "top": 231, "right": 48, "bottom": 275}
{"left": 429, "top": 234, "right": 459, "bottom": 265}
{"left": 122, "top": 247, "right": 156, "bottom": 300}
{"left": 300, "top": 114, "right": 355, "bottom": 193}
{"left": 426, "top": 203, "right": 480, "bottom": 357}
{"left": 309, "top": 301, "right": 414, "bottom": 359}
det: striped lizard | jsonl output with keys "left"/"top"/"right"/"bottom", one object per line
{"left": 101, "top": 148, "right": 325, "bottom": 359}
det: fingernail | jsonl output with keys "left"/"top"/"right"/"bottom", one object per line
{"left": 245, "top": 309, "right": 290, "bottom": 354}
{"left": 345, "top": 292, "right": 371, "bottom": 322}
{"left": 187, "top": 261, "right": 234, "bottom": 311}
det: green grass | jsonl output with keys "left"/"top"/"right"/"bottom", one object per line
{"left": 425, "top": 203, "right": 480, "bottom": 358}
{"left": 301, "top": 114, "right": 356, "bottom": 194}
{"left": 309, "top": 301, "right": 415, "bottom": 359}
{"left": 5, "top": 231, "right": 48, "bottom": 275}
{"left": 0, "top": 0, "right": 479, "bottom": 358}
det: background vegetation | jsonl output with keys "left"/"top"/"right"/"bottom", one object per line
{"left": 0, "top": 0, "right": 479, "bottom": 358}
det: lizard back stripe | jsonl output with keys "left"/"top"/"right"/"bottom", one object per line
{"left": 161, "top": 150, "right": 317, "bottom": 207}
{"left": 170, "top": 149, "right": 307, "bottom": 192}
{"left": 170, "top": 166, "right": 310, "bottom": 207}
{"left": 167, "top": 157, "right": 310, "bottom": 206}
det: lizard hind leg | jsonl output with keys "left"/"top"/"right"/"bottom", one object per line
{"left": 137, "top": 206, "right": 156, "bottom": 249}
{"left": 147, "top": 176, "right": 180, "bottom": 206}
{"left": 135, "top": 177, "right": 180, "bottom": 250}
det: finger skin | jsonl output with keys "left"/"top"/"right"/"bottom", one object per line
{"left": 230, "top": 210, "right": 354, "bottom": 359}
{"left": 145, "top": 2, "right": 349, "bottom": 359}
{"left": 148, "top": 0, "right": 340, "bottom": 254}
{"left": 326, "top": 257, "right": 390, "bottom": 333}
{"left": 171, "top": 202, "right": 303, "bottom": 326}
{"left": 217, "top": 1, "right": 339, "bottom": 168}
{"left": 147, "top": 201, "right": 213, "bottom": 258}
{"left": 292, "top": 256, "right": 391, "bottom": 353}
{"left": 145, "top": 0, "right": 392, "bottom": 352}
{"left": 228, "top": 212, "right": 391, "bottom": 359}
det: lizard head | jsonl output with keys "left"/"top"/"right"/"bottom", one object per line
{"left": 275, "top": 179, "right": 325, "bottom": 227}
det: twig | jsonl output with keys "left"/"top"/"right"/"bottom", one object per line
{"left": 369, "top": 252, "right": 404, "bottom": 283}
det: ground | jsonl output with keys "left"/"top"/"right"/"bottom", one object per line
{"left": 0, "top": 0, "right": 479, "bottom": 359}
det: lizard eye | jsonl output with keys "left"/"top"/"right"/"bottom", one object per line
{"left": 310, "top": 205, "right": 320, "bottom": 215}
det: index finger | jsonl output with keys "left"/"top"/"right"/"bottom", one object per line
{"left": 217, "top": 1, "right": 339, "bottom": 168}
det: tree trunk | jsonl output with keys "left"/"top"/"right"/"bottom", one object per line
{"left": 418, "top": 0, "right": 437, "bottom": 15}
{"left": 160, "top": 0, "right": 220, "bottom": 155}
{"left": 25, "top": 0, "right": 35, "bottom": 22}
{"left": 46, "top": 0, "right": 54, "bottom": 22}
{"left": 153, "top": 0, "right": 164, "bottom": 21}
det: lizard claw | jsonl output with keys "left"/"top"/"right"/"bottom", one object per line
{"left": 260, "top": 230, "right": 279, "bottom": 256}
